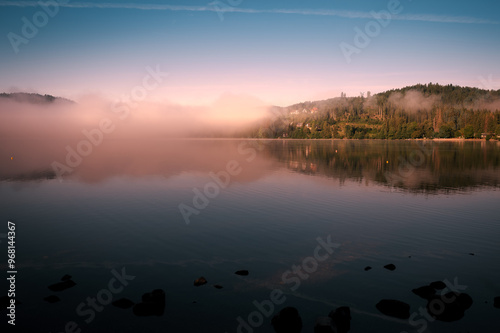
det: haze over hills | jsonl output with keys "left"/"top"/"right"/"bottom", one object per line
{"left": 2, "top": 83, "right": 500, "bottom": 140}
{"left": 0, "top": 92, "right": 75, "bottom": 105}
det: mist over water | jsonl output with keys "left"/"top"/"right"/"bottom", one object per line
{"left": 0, "top": 93, "right": 271, "bottom": 138}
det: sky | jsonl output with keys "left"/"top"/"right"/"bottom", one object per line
{"left": 0, "top": 0, "right": 499, "bottom": 107}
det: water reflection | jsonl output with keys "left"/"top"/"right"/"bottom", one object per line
{"left": 1, "top": 139, "right": 499, "bottom": 193}
{"left": 265, "top": 140, "right": 500, "bottom": 193}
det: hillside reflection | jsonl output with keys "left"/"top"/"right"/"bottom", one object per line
{"left": 1, "top": 139, "right": 499, "bottom": 193}
{"left": 265, "top": 140, "right": 500, "bottom": 193}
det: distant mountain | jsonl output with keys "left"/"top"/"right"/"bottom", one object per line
{"left": 0, "top": 92, "right": 74, "bottom": 104}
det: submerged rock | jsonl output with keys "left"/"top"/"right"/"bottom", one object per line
{"left": 133, "top": 289, "right": 165, "bottom": 317}
{"left": 61, "top": 274, "right": 72, "bottom": 281}
{"left": 214, "top": 285, "right": 223, "bottom": 289}
{"left": 426, "top": 292, "right": 473, "bottom": 322}
{"left": 412, "top": 286, "right": 436, "bottom": 300}
{"left": 0, "top": 296, "right": 22, "bottom": 310}
{"left": 272, "top": 307, "right": 302, "bottom": 333}
{"left": 235, "top": 270, "right": 249, "bottom": 276}
{"left": 364, "top": 266, "right": 372, "bottom": 271}
{"left": 429, "top": 281, "right": 446, "bottom": 290}
{"left": 194, "top": 277, "right": 207, "bottom": 286}
{"left": 48, "top": 279, "right": 76, "bottom": 292}
{"left": 1, "top": 295, "right": 21, "bottom": 308}
{"left": 112, "top": 298, "right": 134, "bottom": 309}
{"left": 494, "top": 297, "right": 500, "bottom": 309}
{"left": 43, "top": 295, "right": 60, "bottom": 303}
{"left": 376, "top": 299, "right": 410, "bottom": 319}
{"left": 329, "top": 306, "right": 351, "bottom": 333}
{"left": 1, "top": 296, "right": 9, "bottom": 308}
{"left": 383, "top": 264, "right": 396, "bottom": 271}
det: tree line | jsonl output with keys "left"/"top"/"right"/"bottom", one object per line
{"left": 247, "top": 83, "right": 500, "bottom": 140}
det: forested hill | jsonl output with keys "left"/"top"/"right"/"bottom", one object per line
{"left": 0, "top": 92, "right": 74, "bottom": 104}
{"left": 248, "top": 83, "right": 500, "bottom": 140}
{"left": 377, "top": 83, "right": 500, "bottom": 105}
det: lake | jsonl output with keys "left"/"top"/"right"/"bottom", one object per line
{"left": 1, "top": 139, "right": 499, "bottom": 332}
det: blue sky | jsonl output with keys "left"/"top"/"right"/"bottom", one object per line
{"left": 0, "top": 0, "right": 499, "bottom": 106}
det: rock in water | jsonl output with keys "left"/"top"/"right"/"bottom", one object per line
{"left": 214, "top": 285, "right": 223, "bottom": 289}
{"left": 376, "top": 299, "right": 410, "bottom": 319}
{"left": 133, "top": 289, "right": 165, "bottom": 317}
{"left": 494, "top": 297, "right": 500, "bottom": 309}
{"left": 426, "top": 292, "right": 473, "bottom": 322}
{"left": 112, "top": 298, "right": 135, "bottom": 309}
{"left": 235, "top": 270, "right": 249, "bottom": 276}
{"left": 1, "top": 296, "right": 10, "bottom": 308}
{"left": 61, "top": 274, "right": 72, "bottom": 281}
{"left": 364, "top": 266, "right": 372, "bottom": 271}
{"left": 429, "top": 281, "right": 446, "bottom": 290}
{"left": 48, "top": 279, "right": 76, "bottom": 292}
{"left": 383, "top": 264, "right": 396, "bottom": 271}
{"left": 329, "top": 306, "right": 351, "bottom": 333}
{"left": 412, "top": 286, "right": 436, "bottom": 300}
{"left": 194, "top": 277, "right": 207, "bottom": 286}
{"left": 272, "top": 307, "right": 302, "bottom": 333}
{"left": 44, "top": 295, "right": 60, "bottom": 303}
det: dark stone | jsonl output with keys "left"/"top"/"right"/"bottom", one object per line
{"left": 1, "top": 295, "right": 21, "bottom": 308}
{"left": 1, "top": 296, "right": 9, "bottom": 308}
{"left": 194, "top": 277, "right": 207, "bottom": 286}
{"left": 112, "top": 298, "right": 134, "bottom": 309}
{"left": 48, "top": 279, "right": 76, "bottom": 292}
{"left": 61, "top": 274, "right": 72, "bottom": 281}
{"left": 494, "top": 297, "right": 500, "bottom": 309}
{"left": 214, "top": 285, "right": 223, "bottom": 289}
{"left": 429, "top": 281, "right": 446, "bottom": 290}
{"left": 235, "top": 270, "right": 249, "bottom": 276}
{"left": 376, "top": 299, "right": 410, "bottom": 319}
{"left": 133, "top": 289, "right": 165, "bottom": 317}
{"left": 328, "top": 306, "right": 351, "bottom": 333}
{"left": 412, "top": 286, "right": 436, "bottom": 300}
{"left": 426, "top": 292, "right": 473, "bottom": 322}
{"left": 314, "top": 317, "right": 335, "bottom": 333}
{"left": 272, "top": 307, "right": 302, "bottom": 333}
{"left": 43, "top": 295, "right": 60, "bottom": 303}
{"left": 364, "top": 266, "right": 372, "bottom": 271}
{"left": 468, "top": 253, "right": 475, "bottom": 256}
{"left": 383, "top": 264, "right": 396, "bottom": 271}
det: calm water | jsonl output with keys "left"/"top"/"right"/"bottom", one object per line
{"left": 1, "top": 139, "right": 500, "bottom": 332}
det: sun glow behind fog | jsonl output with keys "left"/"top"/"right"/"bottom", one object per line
{"left": 0, "top": 92, "right": 272, "bottom": 141}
